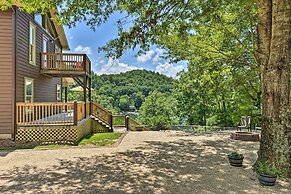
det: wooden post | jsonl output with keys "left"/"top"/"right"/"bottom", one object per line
{"left": 88, "top": 75, "right": 91, "bottom": 114}
{"left": 88, "top": 55, "right": 92, "bottom": 114}
{"left": 110, "top": 112, "right": 113, "bottom": 132}
{"left": 83, "top": 75, "right": 87, "bottom": 118}
{"left": 125, "top": 115, "right": 129, "bottom": 131}
{"left": 64, "top": 86, "right": 68, "bottom": 102}
{"left": 74, "top": 101, "right": 78, "bottom": 125}
{"left": 83, "top": 54, "right": 87, "bottom": 71}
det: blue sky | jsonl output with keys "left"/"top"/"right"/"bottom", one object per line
{"left": 64, "top": 13, "right": 187, "bottom": 78}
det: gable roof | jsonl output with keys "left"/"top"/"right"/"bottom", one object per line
{"left": 49, "top": 10, "right": 70, "bottom": 50}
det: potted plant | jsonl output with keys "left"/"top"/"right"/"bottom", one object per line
{"left": 228, "top": 152, "right": 244, "bottom": 167}
{"left": 255, "top": 162, "right": 280, "bottom": 186}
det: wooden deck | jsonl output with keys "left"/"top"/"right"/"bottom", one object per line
{"left": 40, "top": 53, "right": 91, "bottom": 77}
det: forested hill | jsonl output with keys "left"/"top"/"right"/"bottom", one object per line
{"left": 90, "top": 70, "right": 174, "bottom": 113}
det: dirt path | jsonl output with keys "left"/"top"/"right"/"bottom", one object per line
{"left": 0, "top": 131, "right": 290, "bottom": 193}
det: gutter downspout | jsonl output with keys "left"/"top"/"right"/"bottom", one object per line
{"left": 12, "top": 6, "right": 17, "bottom": 141}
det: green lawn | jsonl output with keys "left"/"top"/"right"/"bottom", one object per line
{"left": 79, "top": 133, "right": 123, "bottom": 146}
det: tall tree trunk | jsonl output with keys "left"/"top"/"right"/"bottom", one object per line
{"left": 257, "top": 0, "right": 291, "bottom": 176}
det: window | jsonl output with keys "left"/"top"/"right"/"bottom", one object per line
{"left": 57, "top": 84, "right": 61, "bottom": 101}
{"left": 25, "top": 78, "right": 34, "bottom": 102}
{"left": 35, "top": 13, "right": 47, "bottom": 30}
{"left": 55, "top": 45, "right": 61, "bottom": 53}
{"left": 29, "top": 22, "right": 36, "bottom": 65}
{"left": 35, "top": 14, "right": 42, "bottom": 26}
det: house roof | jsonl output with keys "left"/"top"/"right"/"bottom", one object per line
{"left": 49, "top": 10, "right": 70, "bottom": 51}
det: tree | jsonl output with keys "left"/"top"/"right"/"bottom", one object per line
{"left": 139, "top": 91, "right": 179, "bottom": 129}
{"left": 3, "top": 0, "right": 290, "bottom": 175}
{"left": 119, "top": 95, "right": 130, "bottom": 111}
{"left": 133, "top": 92, "right": 144, "bottom": 110}
{"left": 256, "top": 0, "right": 291, "bottom": 174}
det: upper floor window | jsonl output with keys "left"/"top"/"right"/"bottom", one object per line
{"left": 29, "top": 22, "right": 36, "bottom": 65}
{"left": 35, "top": 14, "right": 42, "bottom": 26}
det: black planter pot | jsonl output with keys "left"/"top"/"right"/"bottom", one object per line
{"left": 257, "top": 173, "right": 277, "bottom": 186}
{"left": 228, "top": 155, "right": 244, "bottom": 167}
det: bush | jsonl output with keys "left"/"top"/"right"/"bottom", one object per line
{"left": 139, "top": 91, "right": 179, "bottom": 129}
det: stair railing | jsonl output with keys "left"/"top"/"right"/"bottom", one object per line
{"left": 91, "top": 102, "right": 113, "bottom": 130}
{"left": 126, "top": 116, "right": 148, "bottom": 131}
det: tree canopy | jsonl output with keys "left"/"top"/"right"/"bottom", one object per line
{"left": 67, "top": 70, "right": 173, "bottom": 113}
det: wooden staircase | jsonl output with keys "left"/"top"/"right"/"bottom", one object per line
{"left": 91, "top": 102, "right": 148, "bottom": 132}
{"left": 91, "top": 115, "right": 112, "bottom": 131}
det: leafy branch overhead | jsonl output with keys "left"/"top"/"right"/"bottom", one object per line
{"left": 1, "top": 0, "right": 256, "bottom": 59}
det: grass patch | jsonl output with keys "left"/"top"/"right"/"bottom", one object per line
{"left": 79, "top": 132, "right": 123, "bottom": 146}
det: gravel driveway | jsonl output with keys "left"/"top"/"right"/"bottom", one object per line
{"left": 0, "top": 131, "right": 290, "bottom": 194}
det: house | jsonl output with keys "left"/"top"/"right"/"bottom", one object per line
{"left": 0, "top": 6, "right": 147, "bottom": 143}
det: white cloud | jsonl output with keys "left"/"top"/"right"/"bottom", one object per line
{"left": 74, "top": 45, "right": 92, "bottom": 55}
{"left": 99, "top": 60, "right": 105, "bottom": 64}
{"left": 137, "top": 50, "right": 155, "bottom": 63}
{"left": 152, "top": 48, "right": 164, "bottom": 63}
{"left": 155, "top": 62, "right": 184, "bottom": 78}
{"left": 97, "top": 58, "right": 142, "bottom": 75}
{"left": 137, "top": 48, "right": 166, "bottom": 63}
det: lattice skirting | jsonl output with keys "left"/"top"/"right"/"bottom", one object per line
{"left": 16, "top": 117, "right": 92, "bottom": 143}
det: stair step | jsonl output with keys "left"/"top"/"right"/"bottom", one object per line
{"left": 91, "top": 115, "right": 111, "bottom": 129}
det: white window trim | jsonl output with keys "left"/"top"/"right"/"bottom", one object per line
{"left": 24, "top": 77, "right": 34, "bottom": 102}
{"left": 29, "top": 22, "right": 36, "bottom": 66}
{"left": 57, "top": 84, "right": 61, "bottom": 101}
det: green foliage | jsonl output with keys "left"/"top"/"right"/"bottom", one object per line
{"left": 228, "top": 152, "right": 243, "bottom": 159}
{"left": 91, "top": 70, "right": 173, "bottom": 113}
{"left": 79, "top": 133, "right": 123, "bottom": 146}
{"left": 139, "top": 91, "right": 179, "bottom": 129}
{"left": 112, "top": 116, "right": 126, "bottom": 126}
{"left": 254, "top": 162, "right": 282, "bottom": 177}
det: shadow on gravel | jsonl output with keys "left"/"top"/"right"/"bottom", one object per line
{"left": 0, "top": 134, "right": 290, "bottom": 193}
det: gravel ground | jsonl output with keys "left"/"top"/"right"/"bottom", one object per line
{"left": 0, "top": 131, "right": 290, "bottom": 194}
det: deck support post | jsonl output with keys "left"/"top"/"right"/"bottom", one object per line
{"left": 74, "top": 101, "right": 78, "bottom": 125}
{"left": 64, "top": 86, "right": 68, "bottom": 102}
{"left": 83, "top": 75, "right": 87, "bottom": 119}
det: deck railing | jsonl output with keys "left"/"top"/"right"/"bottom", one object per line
{"left": 16, "top": 101, "right": 89, "bottom": 126}
{"left": 112, "top": 115, "right": 126, "bottom": 127}
{"left": 16, "top": 101, "right": 147, "bottom": 130}
{"left": 112, "top": 115, "right": 148, "bottom": 131}
{"left": 91, "top": 102, "right": 112, "bottom": 128}
{"left": 41, "top": 53, "right": 90, "bottom": 72}
{"left": 127, "top": 116, "right": 148, "bottom": 131}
